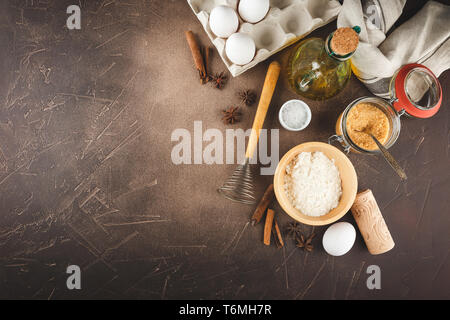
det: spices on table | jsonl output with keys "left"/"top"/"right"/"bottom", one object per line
{"left": 346, "top": 102, "right": 390, "bottom": 150}
{"left": 263, "top": 208, "right": 275, "bottom": 246}
{"left": 222, "top": 106, "right": 241, "bottom": 124}
{"left": 272, "top": 218, "right": 284, "bottom": 248}
{"left": 295, "top": 231, "right": 315, "bottom": 252}
{"left": 285, "top": 222, "right": 302, "bottom": 238}
{"left": 250, "top": 184, "right": 274, "bottom": 226}
{"left": 203, "top": 46, "right": 210, "bottom": 77}
{"left": 238, "top": 89, "right": 257, "bottom": 107}
{"left": 211, "top": 72, "right": 227, "bottom": 89}
{"left": 185, "top": 31, "right": 229, "bottom": 88}
{"left": 185, "top": 31, "right": 208, "bottom": 84}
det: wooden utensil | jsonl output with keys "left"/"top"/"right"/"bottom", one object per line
{"left": 351, "top": 189, "right": 395, "bottom": 255}
{"left": 218, "top": 61, "right": 281, "bottom": 204}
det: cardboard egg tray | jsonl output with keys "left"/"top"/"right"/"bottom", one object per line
{"left": 187, "top": 0, "right": 341, "bottom": 77}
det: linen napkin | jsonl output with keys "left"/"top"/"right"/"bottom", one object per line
{"left": 337, "top": 0, "right": 450, "bottom": 98}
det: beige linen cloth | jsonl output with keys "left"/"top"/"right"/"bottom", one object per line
{"left": 337, "top": 0, "right": 450, "bottom": 98}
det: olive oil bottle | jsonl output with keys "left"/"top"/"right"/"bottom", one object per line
{"left": 287, "top": 26, "right": 360, "bottom": 100}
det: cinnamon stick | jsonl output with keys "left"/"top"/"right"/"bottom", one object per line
{"left": 185, "top": 31, "right": 207, "bottom": 83}
{"left": 264, "top": 209, "right": 275, "bottom": 246}
{"left": 251, "top": 184, "right": 274, "bottom": 226}
{"left": 272, "top": 218, "right": 284, "bottom": 248}
{"left": 203, "top": 46, "right": 211, "bottom": 80}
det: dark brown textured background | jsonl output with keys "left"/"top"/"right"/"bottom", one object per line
{"left": 0, "top": 0, "right": 448, "bottom": 300}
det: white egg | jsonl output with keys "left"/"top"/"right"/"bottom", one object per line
{"left": 238, "top": 0, "right": 270, "bottom": 24}
{"left": 322, "top": 222, "right": 356, "bottom": 256}
{"left": 225, "top": 33, "right": 256, "bottom": 65}
{"left": 209, "top": 6, "right": 239, "bottom": 38}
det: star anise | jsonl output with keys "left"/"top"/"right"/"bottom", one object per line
{"left": 296, "top": 232, "right": 316, "bottom": 252}
{"left": 210, "top": 72, "right": 227, "bottom": 89}
{"left": 238, "top": 89, "right": 257, "bottom": 106}
{"left": 286, "top": 222, "right": 302, "bottom": 238}
{"left": 222, "top": 106, "right": 241, "bottom": 125}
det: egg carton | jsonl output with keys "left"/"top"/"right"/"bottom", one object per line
{"left": 187, "top": 0, "right": 341, "bottom": 77}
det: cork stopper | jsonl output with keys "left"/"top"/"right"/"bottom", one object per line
{"left": 330, "top": 27, "right": 359, "bottom": 56}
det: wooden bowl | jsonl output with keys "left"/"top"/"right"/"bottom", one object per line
{"left": 274, "top": 142, "right": 358, "bottom": 226}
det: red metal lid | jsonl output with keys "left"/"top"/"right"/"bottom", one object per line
{"left": 392, "top": 64, "right": 442, "bottom": 118}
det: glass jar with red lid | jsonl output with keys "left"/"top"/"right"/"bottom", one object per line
{"left": 330, "top": 64, "right": 442, "bottom": 154}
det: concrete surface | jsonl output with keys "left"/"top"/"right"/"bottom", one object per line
{"left": 0, "top": 0, "right": 448, "bottom": 299}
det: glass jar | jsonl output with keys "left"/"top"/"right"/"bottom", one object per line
{"left": 286, "top": 27, "right": 360, "bottom": 100}
{"left": 330, "top": 64, "right": 442, "bottom": 154}
{"left": 389, "top": 64, "right": 442, "bottom": 118}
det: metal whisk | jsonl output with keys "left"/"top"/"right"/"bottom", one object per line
{"left": 218, "top": 158, "right": 255, "bottom": 204}
{"left": 218, "top": 61, "right": 281, "bottom": 204}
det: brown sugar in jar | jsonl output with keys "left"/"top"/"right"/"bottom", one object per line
{"left": 330, "top": 65, "right": 441, "bottom": 155}
{"left": 331, "top": 97, "right": 401, "bottom": 154}
{"left": 346, "top": 102, "right": 390, "bottom": 150}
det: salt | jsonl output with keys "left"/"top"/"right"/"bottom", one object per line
{"left": 280, "top": 100, "right": 311, "bottom": 130}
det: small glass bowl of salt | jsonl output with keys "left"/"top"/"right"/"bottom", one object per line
{"left": 279, "top": 99, "right": 312, "bottom": 131}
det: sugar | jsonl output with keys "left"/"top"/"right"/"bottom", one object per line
{"left": 281, "top": 101, "right": 308, "bottom": 129}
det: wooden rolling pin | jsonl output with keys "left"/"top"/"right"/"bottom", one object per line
{"left": 351, "top": 189, "right": 395, "bottom": 255}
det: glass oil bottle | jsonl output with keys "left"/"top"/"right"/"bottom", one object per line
{"left": 287, "top": 26, "right": 361, "bottom": 100}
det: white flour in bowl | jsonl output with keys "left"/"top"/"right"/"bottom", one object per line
{"left": 284, "top": 151, "right": 342, "bottom": 217}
